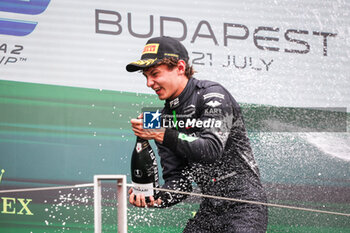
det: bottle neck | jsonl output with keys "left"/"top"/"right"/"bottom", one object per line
{"left": 136, "top": 136, "right": 147, "bottom": 143}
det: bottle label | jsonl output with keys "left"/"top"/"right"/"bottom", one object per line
{"left": 136, "top": 142, "right": 142, "bottom": 153}
{"left": 132, "top": 182, "right": 154, "bottom": 197}
{"left": 135, "top": 140, "right": 150, "bottom": 153}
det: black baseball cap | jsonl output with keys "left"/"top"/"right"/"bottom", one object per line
{"left": 126, "top": 36, "right": 189, "bottom": 72}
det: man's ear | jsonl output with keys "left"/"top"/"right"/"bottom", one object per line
{"left": 177, "top": 60, "right": 186, "bottom": 75}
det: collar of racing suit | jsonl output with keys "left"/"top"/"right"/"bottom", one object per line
{"left": 165, "top": 77, "right": 197, "bottom": 109}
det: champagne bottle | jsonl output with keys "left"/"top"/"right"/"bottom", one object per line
{"left": 131, "top": 136, "right": 159, "bottom": 203}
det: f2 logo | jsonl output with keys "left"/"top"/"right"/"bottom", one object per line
{"left": 0, "top": 0, "right": 51, "bottom": 36}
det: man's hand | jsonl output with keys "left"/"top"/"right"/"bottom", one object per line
{"left": 128, "top": 188, "right": 162, "bottom": 207}
{"left": 130, "top": 118, "right": 165, "bottom": 143}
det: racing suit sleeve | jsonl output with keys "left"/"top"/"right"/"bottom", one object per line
{"left": 154, "top": 143, "right": 192, "bottom": 208}
{"left": 162, "top": 85, "right": 238, "bottom": 164}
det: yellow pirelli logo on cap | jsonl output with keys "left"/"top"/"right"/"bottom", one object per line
{"left": 142, "top": 43, "right": 159, "bottom": 55}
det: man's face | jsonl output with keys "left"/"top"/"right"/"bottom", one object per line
{"left": 143, "top": 64, "right": 187, "bottom": 100}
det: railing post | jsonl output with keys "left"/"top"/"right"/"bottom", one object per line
{"left": 94, "top": 175, "right": 127, "bottom": 233}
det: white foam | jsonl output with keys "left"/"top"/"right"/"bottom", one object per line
{"left": 300, "top": 132, "right": 350, "bottom": 161}
{"left": 264, "top": 119, "right": 350, "bottom": 161}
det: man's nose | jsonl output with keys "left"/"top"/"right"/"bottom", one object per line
{"left": 146, "top": 77, "right": 154, "bottom": 87}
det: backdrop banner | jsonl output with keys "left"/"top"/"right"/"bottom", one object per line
{"left": 1, "top": 0, "right": 349, "bottom": 232}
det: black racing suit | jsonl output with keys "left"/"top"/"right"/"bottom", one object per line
{"left": 155, "top": 77, "right": 268, "bottom": 232}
